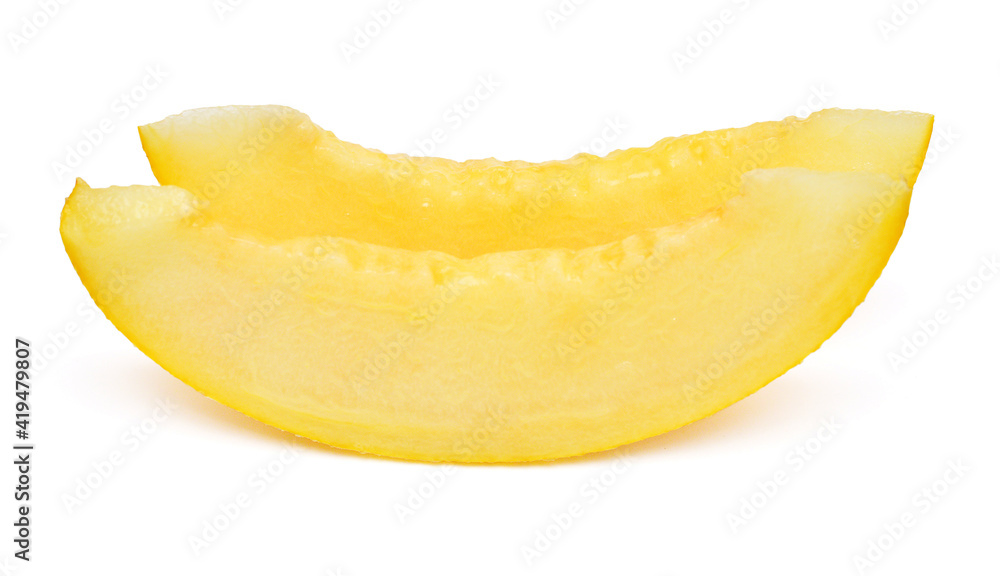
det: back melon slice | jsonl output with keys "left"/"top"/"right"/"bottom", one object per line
{"left": 138, "top": 106, "right": 932, "bottom": 258}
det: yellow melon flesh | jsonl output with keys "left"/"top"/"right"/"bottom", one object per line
{"left": 61, "top": 167, "right": 913, "bottom": 462}
{"left": 139, "top": 107, "right": 932, "bottom": 257}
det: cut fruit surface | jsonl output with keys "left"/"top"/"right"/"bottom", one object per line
{"left": 139, "top": 106, "right": 932, "bottom": 258}
{"left": 62, "top": 166, "right": 914, "bottom": 462}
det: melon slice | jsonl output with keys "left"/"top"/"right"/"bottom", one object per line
{"left": 138, "top": 106, "right": 932, "bottom": 257}
{"left": 61, "top": 165, "right": 914, "bottom": 462}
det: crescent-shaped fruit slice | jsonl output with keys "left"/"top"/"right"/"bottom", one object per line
{"left": 61, "top": 166, "right": 913, "bottom": 462}
{"left": 138, "top": 106, "right": 932, "bottom": 257}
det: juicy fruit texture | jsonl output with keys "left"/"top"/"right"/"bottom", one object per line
{"left": 62, "top": 107, "right": 932, "bottom": 461}
{"left": 140, "top": 106, "right": 932, "bottom": 257}
{"left": 62, "top": 164, "right": 917, "bottom": 461}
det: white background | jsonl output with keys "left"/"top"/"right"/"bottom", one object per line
{"left": 2, "top": 0, "right": 998, "bottom": 574}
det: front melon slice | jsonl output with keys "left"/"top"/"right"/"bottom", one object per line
{"left": 61, "top": 167, "right": 911, "bottom": 462}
